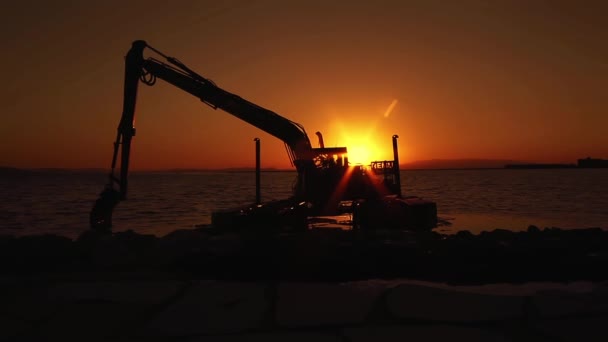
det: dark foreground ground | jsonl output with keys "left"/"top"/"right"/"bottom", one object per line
{"left": 2, "top": 225, "right": 607, "bottom": 284}
{"left": 2, "top": 226, "right": 608, "bottom": 341}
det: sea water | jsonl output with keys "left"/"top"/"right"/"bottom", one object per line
{"left": 1, "top": 169, "right": 607, "bottom": 239}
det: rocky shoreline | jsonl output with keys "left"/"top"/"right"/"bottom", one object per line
{"left": 2, "top": 226, "right": 607, "bottom": 284}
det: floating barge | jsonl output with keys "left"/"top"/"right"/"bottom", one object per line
{"left": 212, "top": 136, "right": 437, "bottom": 232}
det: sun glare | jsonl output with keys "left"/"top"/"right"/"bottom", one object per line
{"left": 337, "top": 133, "right": 393, "bottom": 166}
{"left": 347, "top": 144, "right": 373, "bottom": 165}
{"left": 324, "top": 101, "right": 402, "bottom": 166}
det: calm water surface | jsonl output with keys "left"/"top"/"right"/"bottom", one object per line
{"left": 1, "top": 169, "right": 606, "bottom": 238}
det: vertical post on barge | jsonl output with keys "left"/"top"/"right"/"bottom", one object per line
{"left": 254, "top": 138, "right": 261, "bottom": 205}
{"left": 392, "top": 135, "right": 402, "bottom": 198}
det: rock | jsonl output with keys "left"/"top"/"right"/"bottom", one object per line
{"left": 527, "top": 225, "right": 540, "bottom": 233}
{"left": 2, "top": 234, "right": 76, "bottom": 272}
{"left": 113, "top": 229, "right": 157, "bottom": 249}
{"left": 78, "top": 229, "right": 164, "bottom": 270}
{"left": 485, "top": 228, "right": 515, "bottom": 239}
{"left": 455, "top": 230, "right": 474, "bottom": 239}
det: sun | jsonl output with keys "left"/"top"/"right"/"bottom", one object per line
{"left": 346, "top": 144, "right": 373, "bottom": 165}
{"left": 335, "top": 130, "right": 393, "bottom": 166}
{"left": 321, "top": 101, "right": 401, "bottom": 166}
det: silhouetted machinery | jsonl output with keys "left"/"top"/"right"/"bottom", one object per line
{"left": 90, "top": 40, "right": 437, "bottom": 232}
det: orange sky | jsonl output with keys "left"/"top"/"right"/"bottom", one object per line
{"left": 1, "top": 0, "right": 606, "bottom": 170}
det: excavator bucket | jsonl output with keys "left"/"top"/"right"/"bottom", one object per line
{"left": 90, "top": 187, "right": 121, "bottom": 231}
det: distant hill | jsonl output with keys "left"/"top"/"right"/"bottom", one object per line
{"left": 0, "top": 167, "right": 30, "bottom": 176}
{"left": 0, "top": 167, "right": 106, "bottom": 175}
{"left": 31, "top": 168, "right": 106, "bottom": 173}
{"left": 401, "top": 159, "right": 526, "bottom": 170}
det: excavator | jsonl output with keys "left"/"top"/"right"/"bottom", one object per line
{"left": 90, "top": 40, "right": 437, "bottom": 232}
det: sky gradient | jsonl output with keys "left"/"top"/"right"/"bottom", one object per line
{"left": 1, "top": 0, "right": 606, "bottom": 169}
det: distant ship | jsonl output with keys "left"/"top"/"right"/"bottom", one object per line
{"left": 578, "top": 157, "right": 608, "bottom": 168}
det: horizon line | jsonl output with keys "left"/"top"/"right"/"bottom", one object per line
{"left": 2, "top": 157, "right": 603, "bottom": 173}
{"left": 1, "top": 166, "right": 595, "bottom": 173}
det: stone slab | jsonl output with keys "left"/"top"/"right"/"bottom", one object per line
{"left": 188, "top": 332, "right": 340, "bottom": 342}
{"left": 0, "top": 280, "right": 59, "bottom": 321}
{"left": 344, "top": 325, "right": 511, "bottom": 342}
{"left": 46, "top": 280, "right": 184, "bottom": 304}
{"left": 536, "top": 316, "right": 608, "bottom": 342}
{"left": 386, "top": 284, "right": 524, "bottom": 322}
{"left": 29, "top": 301, "right": 149, "bottom": 340}
{"left": 143, "top": 281, "right": 268, "bottom": 336}
{"left": 0, "top": 316, "right": 30, "bottom": 341}
{"left": 532, "top": 290, "right": 608, "bottom": 318}
{"left": 276, "top": 282, "right": 384, "bottom": 327}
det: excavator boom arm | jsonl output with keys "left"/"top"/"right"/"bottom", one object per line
{"left": 141, "top": 58, "right": 312, "bottom": 157}
{"left": 90, "top": 40, "right": 314, "bottom": 230}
